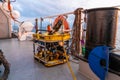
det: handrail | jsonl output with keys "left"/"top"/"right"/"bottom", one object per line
{"left": 42, "top": 11, "right": 74, "bottom": 19}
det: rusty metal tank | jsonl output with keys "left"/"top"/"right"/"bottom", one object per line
{"left": 85, "top": 7, "right": 119, "bottom": 59}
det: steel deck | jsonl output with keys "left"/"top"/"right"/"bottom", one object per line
{"left": 0, "top": 39, "right": 88, "bottom": 80}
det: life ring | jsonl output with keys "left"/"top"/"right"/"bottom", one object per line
{"left": 52, "top": 15, "right": 70, "bottom": 32}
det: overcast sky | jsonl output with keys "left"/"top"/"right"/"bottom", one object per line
{"left": 12, "top": 0, "right": 120, "bottom": 20}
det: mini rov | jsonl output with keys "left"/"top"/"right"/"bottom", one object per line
{"left": 33, "top": 15, "right": 70, "bottom": 66}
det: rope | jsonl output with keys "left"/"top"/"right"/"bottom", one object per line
{"left": 59, "top": 17, "right": 76, "bottom": 80}
{"left": 70, "top": 8, "right": 83, "bottom": 56}
{"left": 63, "top": 48, "right": 77, "bottom": 80}
{"left": 0, "top": 50, "right": 10, "bottom": 80}
{"left": 7, "top": 0, "right": 21, "bottom": 24}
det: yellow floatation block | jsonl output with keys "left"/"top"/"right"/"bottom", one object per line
{"left": 33, "top": 32, "right": 70, "bottom": 42}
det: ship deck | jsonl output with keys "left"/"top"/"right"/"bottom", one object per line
{"left": 0, "top": 38, "right": 88, "bottom": 80}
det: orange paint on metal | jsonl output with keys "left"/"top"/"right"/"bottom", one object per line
{"left": 53, "top": 15, "right": 70, "bottom": 31}
{"left": 47, "top": 25, "right": 51, "bottom": 32}
{"left": 8, "top": 2, "right": 11, "bottom": 11}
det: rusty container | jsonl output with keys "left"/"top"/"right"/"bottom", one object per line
{"left": 85, "top": 7, "right": 119, "bottom": 59}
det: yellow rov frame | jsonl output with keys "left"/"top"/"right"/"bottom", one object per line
{"left": 33, "top": 32, "right": 70, "bottom": 66}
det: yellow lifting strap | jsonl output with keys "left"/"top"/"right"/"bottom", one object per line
{"left": 63, "top": 48, "right": 77, "bottom": 80}
{"left": 61, "top": 19, "right": 76, "bottom": 80}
